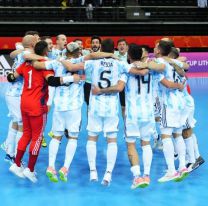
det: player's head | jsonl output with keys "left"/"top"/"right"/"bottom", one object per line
{"left": 25, "top": 31, "right": 40, "bottom": 42}
{"left": 154, "top": 40, "right": 172, "bottom": 57}
{"left": 140, "top": 45, "right": 150, "bottom": 59}
{"left": 127, "top": 43, "right": 143, "bottom": 62}
{"left": 34, "top": 40, "right": 48, "bottom": 56}
{"left": 22, "top": 35, "right": 37, "bottom": 49}
{"left": 56, "top": 34, "right": 67, "bottom": 50}
{"left": 91, "top": 35, "right": 101, "bottom": 52}
{"left": 168, "top": 47, "right": 180, "bottom": 59}
{"left": 117, "top": 38, "right": 128, "bottom": 55}
{"left": 101, "top": 38, "right": 114, "bottom": 53}
{"left": 66, "top": 42, "right": 80, "bottom": 58}
{"left": 41, "top": 36, "right": 53, "bottom": 52}
{"left": 74, "top": 38, "right": 83, "bottom": 52}
{"left": 161, "top": 37, "right": 175, "bottom": 47}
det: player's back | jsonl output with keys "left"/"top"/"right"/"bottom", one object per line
{"left": 85, "top": 58, "right": 126, "bottom": 117}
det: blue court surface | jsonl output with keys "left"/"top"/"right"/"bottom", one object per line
{"left": 0, "top": 78, "right": 207, "bottom": 206}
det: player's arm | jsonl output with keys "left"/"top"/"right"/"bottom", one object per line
{"left": 84, "top": 52, "right": 119, "bottom": 61}
{"left": 92, "top": 80, "right": 125, "bottom": 95}
{"left": 129, "top": 67, "right": 149, "bottom": 76}
{"left": 7, "top": 71, "right": 21, "bottom": 82}
{"left": 59, "top": 60, "right": 84, "bottom": 72}
{"left": 24, "top": 53, "right": 45, "bottom": 61}
{"left": 133, "top": 61, "right": 165, "bottom": 72}
{"left": 45, "top": 74, "right": 81, "bottom": 87}
{"left": 160, "top": 78, "right": 185, "bottom": 91}
{"left": 10, "top": 49, "right": 23, "bottom": 59}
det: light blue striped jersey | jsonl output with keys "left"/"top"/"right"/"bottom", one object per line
{"left": 84, "top": 58, "right": 130, "bottom": 117}
{"left": 123, "top": 63, "right": 155, "bottom": 122}
{"left": 157, "top": 57, "right": 185, "bottom": 112}
{"left": 45, "top": 56, "right": 84, "bottom": 111}
{"left": 6, "top": 50, "right": 31, "bottom": 97}
{"left": 48, "top": 48, "right": 67, "bottom": 60}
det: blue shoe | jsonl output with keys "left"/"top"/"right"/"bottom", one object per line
{"left": 4, "top": 154, "right": 15, "bottom": 165}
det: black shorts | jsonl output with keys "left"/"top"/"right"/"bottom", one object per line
{"left": 84, "top": 82, "right": 91, "bottom": 106}
{"left": 119, "top": 89, "right": 125, "bottom": 107}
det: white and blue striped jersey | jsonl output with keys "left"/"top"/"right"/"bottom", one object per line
{"left": 157, "top": 58, "right": 185, "bottom": 112}
{"left": 48, "top": 48, "right": 67, "bottom": 60}
{"left": 45, "top": 56, "right": 84, "bottom": 111}
{"left": 84, "top": 58, "right": 130, "bottom": 117}
{"left": 6, "top": 50, "right": 31, "bottom": 97}
{"left": 123, "top": 63, "right": 155, "bottom": 122}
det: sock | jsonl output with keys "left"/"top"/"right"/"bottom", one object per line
{"left": 174, "top": 136, "right": 186, "bottom": 170}
{"left": 5, "top": 122, "right": 17, "bottom": 157}
{"left": 86, "top": 140, "right": 97, "bottom": 171}
{"left": 64, "top": 139, "right": 77, "bottom": 170}
{"left": 130, "top": 165, "right": 141, "bottom": 177}
{"left": 15, "top": 149, "right": 25, "bottom": 167}
{"left": 142, "top": 145, "right": 153, "bottom": 176}
{"left": 156, "top": 121, "right": 161, "bottom": 138}
{"left": 184, "top": 136, "right": 195, "bottom": 164}
{"left": 28, "top": 153, "right": 38, "bottom": 172}
{"left": 15, "top": 131, "right": 23, "bottom": 155}
{"left": 192, "top": 133, "right": 200, "bottom": 159}
{"left": 162, "top": 138, "right": 176, "bottom": 173}
{"left": 49, "top": 139, "right": 60, "bottom": 169}
{"left": 106, "top": 142, "right": 118, "bottom": 173}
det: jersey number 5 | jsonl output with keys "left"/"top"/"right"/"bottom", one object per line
{"left": 98, "top": 70, "right": 111, "bottom": 89}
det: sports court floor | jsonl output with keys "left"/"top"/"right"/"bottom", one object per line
{"left": 0, "top": 78, "right": 207, "bottom": 206}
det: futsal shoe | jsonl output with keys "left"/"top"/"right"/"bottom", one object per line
{"left": 41, "top": 136, "right": 47, "bottom": 147}
{"left": 191, "top": 156, "right": 205, "bottom": 172}
{"left": 23, "top": 168, "right": 37, "bottom": 183}
{"left": 0, "top": 141, "right": 7, "bottom": 152}
{"left": 142, "top": 175, "right": 151, "bottom": 188}
{"left": 101, "top": 171, "right": 112, "bottom": 186}
{"left": 131, "top": 176, "right": 146, "bottom": 189}
{"left": 186, "top": 163, "right": 195, "bottom": 172}
{"left": 4, "top": 154, "right": 15, "bottom": 165}
{"left": 158, "top": 171, "right": 180, "bottom": 183}
{"left": 59, "top": 167, "right": 68, "bottom": 182}
{"left": 174, "top": 168, "right": 189, "bottom": 182}
{"left": 46, "top": 167, "right": 58, "bottom": 183}
{"left": 9, "top": 163, "right": 25, "bottom": 178}
{"left": 48, "top": 131, "right": 54, "bottom": 138}
{"left": 90, "top": 170, "right": 98, "bottom": 182}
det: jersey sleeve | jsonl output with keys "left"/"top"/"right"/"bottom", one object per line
{"left": 42, "top": 70, "right": 55, "bottom": 78}
{"left": 119, "top": 73, "right": 128, "bottom": 83}
{"left": 15, "top": 62, "right": 25, "bottom": 75}
{"left": 121, "top": 61, "right": 131, "bottom": 73}
{"left": 84, "top": 60, "right": 93, "bottom": 72}
{"left": 45, "top": 60, "right": 57, "bottom": 71}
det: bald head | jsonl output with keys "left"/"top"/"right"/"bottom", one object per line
{"left": 22, "top": 35, "right": 36, "bottom": 48}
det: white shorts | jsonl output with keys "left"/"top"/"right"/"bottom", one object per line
{"left": 5, "top": 95, "right": 22, "bottom": 122}
{"left": 125, "top": 119, "right": 155, "bottom": 141}
{"left": 52, "top": 109, "right": 81, "bottom": 137}
{"left": 183, "top": 107, "right": 196, "bottom": 129}
{"left": 160, "top": 104, "right": 181, "bottom": 128}
{"left": 161, "top": 127, "right": 183, "bottom": 136}
{"left": 87, "top": 113, "right": 119, "bottom": 138}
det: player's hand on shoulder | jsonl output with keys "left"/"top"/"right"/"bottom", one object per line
{"left": 111, "top": 54, "right": 119, "bottom": 60}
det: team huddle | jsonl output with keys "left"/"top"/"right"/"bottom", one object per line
{"left": 1, "top": 31, "right": 205, "bottom": 189}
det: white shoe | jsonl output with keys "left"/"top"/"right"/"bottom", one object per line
{"left": 1, "top": 141, "right": 7, "bottom": 152}
{"left": 23, "top": 168, "right": 37, "bottom": 183}
{"left": 90, "top": 170, "right": 98, "bottom": 182}
{"left": 101, "top": 171, "right": 112, "bottom": 186}
{"left": 9, "top": 163, "right": 25, "bottom": 178}
{"left": 158, "top": 171, "right": 179, "bottom": 183}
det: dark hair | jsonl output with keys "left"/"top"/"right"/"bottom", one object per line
{"left": 128, "top": 43, "right": 143, "bottom": 61}
{"left": 169, "top": 47, "right": 179, "bottom": 59}
{"left": 91, "top": 35, "right": 102, "bottom": 44}
{"left": 158, "top": 40, "right": 172, "bottom": 56}
{"left": 117, "top": 38, "right": 127, "bottom": 45}
{"left": 140, "top": 44, "right": 150, "bottom": 53}
{"left": 101, "top": 39, "right": 114, "bottom": 53}
{"left": 25, "top": 31, "right": 39, "bottom": 36}
{"left": 40, "top": 36, "right": 52, "bottom": 41}
{"left": 34, "top": 40, "right": 48, "bottom": 56}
